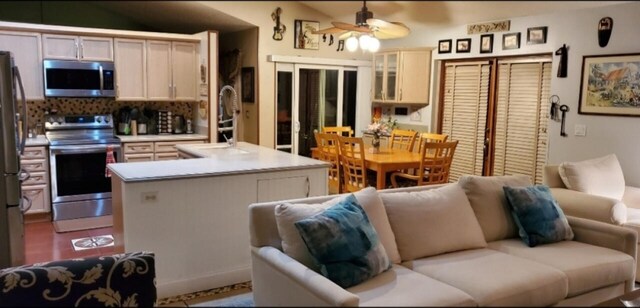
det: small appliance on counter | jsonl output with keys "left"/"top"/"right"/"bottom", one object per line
{"left": 186, "top": 119, "right": 193, "bottom": 134}
{"left": 172, "top": 115, "right": 185, "bottom": 134}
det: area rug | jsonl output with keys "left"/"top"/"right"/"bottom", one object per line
{"left": 70, "top": 234, "right": 114, "bottom": 251}
{"left": 157, "top": 281, "right": 252, "bottom": 306}
{"left": 190, "top": 292, "right": 254, "bottom": 307}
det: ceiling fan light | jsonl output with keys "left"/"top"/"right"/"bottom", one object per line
{"left": 346, "top": 36, "right": 359, "bottom": 52}
{"left": 359, "top": 34, "right": 372, "bottom": 50}
{"left": 368, "top": 37, "right": 380, "bottom": 52}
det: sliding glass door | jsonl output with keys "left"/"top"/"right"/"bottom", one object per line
{"left": 275, "top": 63, "right": 357, "bottom": 157}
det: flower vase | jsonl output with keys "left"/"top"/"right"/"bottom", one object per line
{"left": 371, "top": 135, "right": 381, "bottom": 153}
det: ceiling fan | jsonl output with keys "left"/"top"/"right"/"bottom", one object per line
{"left": 313, "top": 0, "right": 411, "bottom": 52}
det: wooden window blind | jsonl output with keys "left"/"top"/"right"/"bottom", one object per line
{"left": 441, "top": 61, "right": 491, "bottom": 181}
{"left": 492, "top": 60, "right": 551, "bottom": 183}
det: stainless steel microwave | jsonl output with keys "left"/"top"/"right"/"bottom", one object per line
{"left": 43, "top": 59, "right": 115, "bottom": 97}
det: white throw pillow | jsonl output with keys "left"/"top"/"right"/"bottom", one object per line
{"left": 380, "top": 184, "right": 487, "bottom": 261}
{"left": 558, "top": 154, "right": 625, "bottom": 200}
{"left": 274, "top": 187, "right": 401, "bottom": 271}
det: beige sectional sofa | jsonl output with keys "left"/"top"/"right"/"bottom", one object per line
{"left": 249, "top": 175, "right": 637, "bottom": 306}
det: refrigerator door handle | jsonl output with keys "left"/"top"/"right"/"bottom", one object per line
{"left": 13, "top": 66, "right": 27, "bottom": 155}
{"left": 20, "top": 195, "right": 33, "bottom": 213}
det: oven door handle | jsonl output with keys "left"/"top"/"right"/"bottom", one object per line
{"left": 50, "top": 144, "right": 121, "bottom": 155}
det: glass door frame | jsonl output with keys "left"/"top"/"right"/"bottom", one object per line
{"left": 275, "top": 62, "right": 356, "bottom": 155}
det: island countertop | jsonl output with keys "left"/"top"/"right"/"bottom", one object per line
{"left": 107, "top": 142, "right": 329, "bottom": 182}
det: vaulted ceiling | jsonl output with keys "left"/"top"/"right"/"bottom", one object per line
{"left": 93, "top": 1, "right": 628, "bottom": 35}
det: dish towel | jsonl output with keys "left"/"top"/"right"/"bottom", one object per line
{"left": 105, "top": 145, "right": 115, "bottom": 178}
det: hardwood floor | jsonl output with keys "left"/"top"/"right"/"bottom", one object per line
{"left": 24, "top": 221, "right": 114, "bottom": 264}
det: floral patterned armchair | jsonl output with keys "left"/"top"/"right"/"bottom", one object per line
{"left": 0, "top": 251, "right": 156, "bottom": 307}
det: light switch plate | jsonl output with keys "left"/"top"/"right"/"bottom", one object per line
{"left": 574, "top": 124, "right": 587, "bottom": 136}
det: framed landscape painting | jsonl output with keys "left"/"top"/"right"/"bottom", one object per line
{"left": 578, "top": 53, "right": 640, "bottom": 116}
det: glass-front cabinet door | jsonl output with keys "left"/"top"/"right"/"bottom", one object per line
{"left": 372, "top": 51, "right": 398, "bottom": 103}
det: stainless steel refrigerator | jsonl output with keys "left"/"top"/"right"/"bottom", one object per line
{"left": 0, "top": 51, "right": 29, "bottom": 268}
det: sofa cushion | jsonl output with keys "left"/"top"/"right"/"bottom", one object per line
{"left": 458, "top": 175, "right": 532, "bottom": 242}
{"left": 558, "top": 154, "right": 625, "bottom": 200}
{"left": 275, "top": 187, "right": 400, "bottom": 270}
{"left": 504, "top": 185, "right": 574, "bottom": 247}
{"left": 488, "top": 239, "right": 635, "bottom": 297}
{"left": 404, "top": 248, "right": 568, "bottom": 306}
{"left": 380, "top": 184, "right": 487, "bottom": 261}
{"left": 294, "top": 194, "right": 391, "bottom": 288}
{"left": 347, "top": 264, "right": 476, "bottom": 306}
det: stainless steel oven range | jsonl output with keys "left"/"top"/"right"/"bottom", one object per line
{"left": 45, "top": 114, "right": 122, "bottom": 232}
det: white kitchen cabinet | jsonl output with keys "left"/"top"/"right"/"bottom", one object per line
{"left": 123, "top": 140, "right": 204, "bottom": 162}
{"left": 372, "top": 48, "right": 432, "bottom": 104}
{"left": 20, "top": 146, "right": 50, "bottom": 215}
{"left": 0, "top": 31, "right": 44, "bottom": 100}
{"left": 257, "top": 175, "right": 313, "bottom": 203}
{"left": 147, "top": 40, "right": 197, "bottom": 101}
{"left": 43, "top": 34, "right": 113, "bottom": 61}
{"left": 114, "top": 38, "right": 147, "bottom": 101}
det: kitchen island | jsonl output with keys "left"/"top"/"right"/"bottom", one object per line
{"left": 108, "top": 142, "right": 329, "bottom": 298}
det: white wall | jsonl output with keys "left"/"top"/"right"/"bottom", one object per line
{"left": 384, "top": 2, "right": 640, "bottom": 186}
{"left": 201, "top": 1, "right": 370, "bottom": 148}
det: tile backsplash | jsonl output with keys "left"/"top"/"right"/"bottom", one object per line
{"left": 26, "top": 98, "right": 194, "bottom": 128}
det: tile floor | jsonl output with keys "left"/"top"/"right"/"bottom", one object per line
{"left": 24, "top": 221, "right": 114, "bottom": 264}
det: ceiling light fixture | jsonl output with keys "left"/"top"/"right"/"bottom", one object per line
{"left": 346, "top": 33, "right": 380, "bottom": 53}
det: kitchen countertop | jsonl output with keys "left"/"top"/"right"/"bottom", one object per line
{"left": 108, "top": 142, "right": 329, "bottom": 182}
{"left": 25, "top": 135, "right": 49, "bottom": 146}
{"left": 116, "top": 134, "right": 208, "bottom": 142}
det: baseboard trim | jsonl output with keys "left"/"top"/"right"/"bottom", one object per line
{"left": 156, "top": 267, "right": 251, "bottom": 299}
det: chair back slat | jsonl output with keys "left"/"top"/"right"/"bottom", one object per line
{"left": 314, "top": 132, "right": 342, "bottom": 194}
{"left": 391, "top": 140, "right": 458, "bottom": 187}
{"left": 322, "top": 126, "right": 354, "bottom": 137}
{"left": 416, "top": 132, "right": 448, "bottom": 153}
{"left": 337, "top": 136, "right": 367, "bottom": 192}
{"left": 389, "top": 129, "right": 418, "bottom": 151}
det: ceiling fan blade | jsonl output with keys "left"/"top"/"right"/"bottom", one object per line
{"left": 313, "top": 27, "right": 347, "bottom": 35}
{"left": 332, "top": 21, "right": 372, "bottom": 33}
{"left": 367, "top": 18, "right": 411, "bottom": 38}
{"left": 338, "top": 31, "right": 357, "bottom": 40}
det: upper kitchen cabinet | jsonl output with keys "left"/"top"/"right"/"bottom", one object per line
{"left": 147, "top": 40, "right": 197, "bottom": 102}
{"left": 42, "top": 34, "right": 113, "bottom": 61}
{"left": 0, "top": 31, "right": 44, "bottom": 100}
{"left": 114, "top": 38, "right": 146, "bottom": 101}
{"left": 372, "top": 48, "right": 432, "bottom": 104}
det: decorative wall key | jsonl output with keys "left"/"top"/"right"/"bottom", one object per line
{"left": 549, "top": 95, "right": 560, "bottom": 121}
{"left": 559, "top": 104, "right": 569, "bottom": 137}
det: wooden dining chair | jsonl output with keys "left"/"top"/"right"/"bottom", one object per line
{"left": 314, "top": 132, "right": 342, "bottom": 194}
{"left": 415, "top": 132, "right": 448, "bottom": 153}
{"left": 389, "top": 129, "right": 418, "bottom": 151}
{"left": 336, "top": 136, "right": 368, "bottom": 192}
{"left": 322, "top": 126, "right": 354, "bottom": 137}
{"left": 391, "top": 140, "right": 458, "bottom": 188}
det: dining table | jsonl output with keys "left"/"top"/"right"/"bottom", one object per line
{"left": 311, "top": 145, "right": 423, "bottom": 190}
{"left": 363, "top": 146, "right": 423, "bottom": 189}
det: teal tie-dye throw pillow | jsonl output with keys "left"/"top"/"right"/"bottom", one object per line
{"left": 294, "top": 194, "right": 391, "bottom": 288}
{"left": 503, "top": 185, "right": 574, "bottom": 247}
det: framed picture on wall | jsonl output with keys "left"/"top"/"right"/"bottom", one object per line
{"left": 578, "top": 53, "right": 640, "bottom": 116}
{"left": 480, "top": 34, "right": 493, "bottom": 53}
{"left": 294, "top": 20, "right": 320, "bottom": 50}
{"left": 502, "top": 32, "right": 521, "bottom": 50}
{"left": 241, "top": 67, "right": 255, "bottom": 103}
{"left": 527, "top": 26, "right": 548, "bottom": 44}
{"left": 456, "top": 38, "right": 471, "bottom": 53}
{"left": 438, "top": 39, "right": 452, "bottom": 53}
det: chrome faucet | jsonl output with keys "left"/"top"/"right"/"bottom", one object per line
{"left": 218, "top": 85, "right": 240, "bottom": 147}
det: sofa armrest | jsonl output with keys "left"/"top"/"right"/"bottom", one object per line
{"left": 568, "top": 215, "right": 637, "bottom": 260}
{"left": 623, "top": 186, "right": 640, "bottom": 210}
{"left": 551, "top": 187, "right": 627, "bottom": 225}
{"left": 251, "top": 246, "right": 359, "bottom": 307}
{"left": 0, "top": 251, "right": 156, "bottom": 307}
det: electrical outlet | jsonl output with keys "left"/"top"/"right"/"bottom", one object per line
{"left": 574, "top": 124, "right": 587, "bottom": 136}
{"left": 141, "top": 191, "right": 158, "bottom": 203}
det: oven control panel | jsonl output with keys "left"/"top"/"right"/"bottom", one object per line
{"left": 45, "top": 114, "right": 113, "bottom": 130}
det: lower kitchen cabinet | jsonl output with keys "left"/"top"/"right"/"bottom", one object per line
{"left": 21, "top": 146, "right": 50, "bottom": 215}
{"left": 122, "top": 140, "right": 204, "bottom": 162}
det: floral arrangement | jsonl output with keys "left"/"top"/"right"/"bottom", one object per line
{"left": 367, "top": 121, "right": 390, "bottom": 139}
